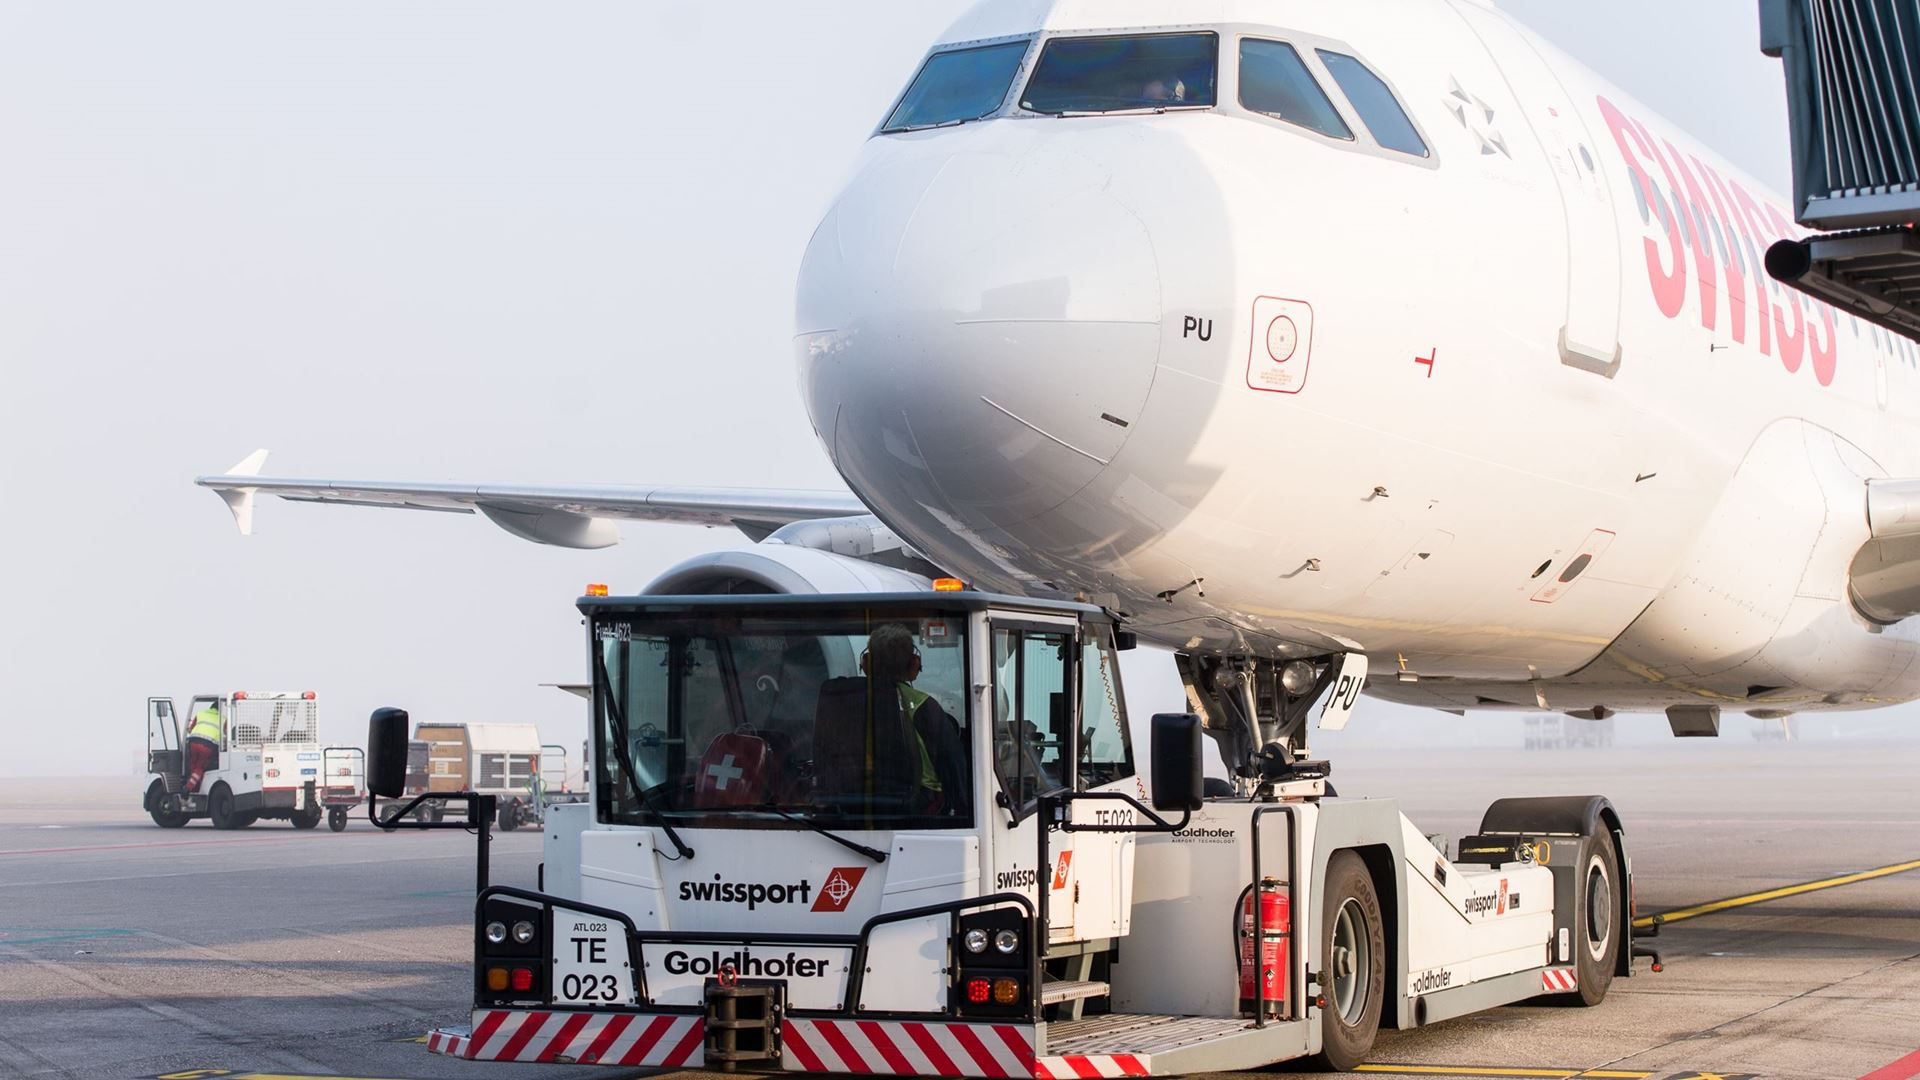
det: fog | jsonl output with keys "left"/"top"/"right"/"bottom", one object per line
{"left": 4, "top": 0, "right": 1914, "bottom": 782}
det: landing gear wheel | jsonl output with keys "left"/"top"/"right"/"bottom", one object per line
{"left": 328, "top": 807, "right": 348, "bottom": 832}
{"left": 291, "top": 806, "right": 323, "bottom": 830}
{"left": 1311, "top": 851, "right": 1384, "bottom": 1072}
{"left": 208, "top": 784, "right": 239, "bottom": 830}
{"left": 1571, "top": 827, "right": 1621, "bottom": 1005}
{"left": 145, "top": 779, "right": 189, "bottom": 828}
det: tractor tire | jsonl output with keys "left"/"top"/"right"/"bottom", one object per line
{"left": 1309, "top": 851, "right": 1385, "bottom": 1072}
{"left": 145, "top": 779, "right": 189, "bottom": 829}
{"left": 1569, "top": 827, "right": 1622, "bottom": 1006}
{"left": 498, "top": 801, "right": 520, "bottom": 832}
{"left": 291, "top": 806, "right": 323, "bottom": 830}
{"left": 233, "top": 811, "right": 258, "bottom": 828}
{"left": 208, "top": 784, "right": 240, "bottom": 830}
{"left": 328, "top": 807, "right": 348, "bottom": 832}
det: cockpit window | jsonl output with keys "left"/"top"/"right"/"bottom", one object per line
{"left": 1021, "top": 32, "right": 1218, "bottom": 114}
{"left": 1239, "top": 38, "right": 1351, "bottom": 140}
{"left": 1316, "top": 50, "right": 1429, "bottom": 157}
{"left": 883, "top": 40, "right": 1030, "bottom": 133}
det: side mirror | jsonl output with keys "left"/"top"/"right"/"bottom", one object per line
{"left": 367, "top": 707, "right": 410, "bottom": 798}
{"left": 1150, "top": 712, "right": 1203, "bottom": 812}
{"left": 1113, "top": 629, "right": 1138, "bottom": 651}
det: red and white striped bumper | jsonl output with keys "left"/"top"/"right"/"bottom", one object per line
{"left": 430, "top": 1010, "right": 1153, "bottom": 1077}
{"left": 780, "top": 1018, "right": 1147, "bottom": 1078}
{"left": 1541, "top": 967, "right": 1578, "bottom": 993}
{"left": 784, "top": 1018, "right": 1035, "bottom": 1077}
{"left": 1034, "top": 1052, "right": 1150, "bottom": 1078}
{"left": 428, "top": 1009, "right": 703, "bottom": 1066}
{"left": 431, "top": 1009, "right": 1151, "bottom": 1076}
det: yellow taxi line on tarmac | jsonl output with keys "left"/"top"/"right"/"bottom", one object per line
{"left": 152, "top": 1073, "right": 412, "bottom": 1080}
{"left": 1355, "top": 1066, "right": 1651, "bottom": 1078}
{"left": 1632, "top": 857, "right": 1920, "bottom": 928}
{"left": 232, "top": 1074, "right": 411, "bottom": 1080}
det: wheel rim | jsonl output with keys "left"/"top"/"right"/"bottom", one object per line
{"left": 1585, "top": 855, "right": 1613, "bottom": 961}
{"left": 1331, "top": 897, "right": 1372, "bottom": 1024}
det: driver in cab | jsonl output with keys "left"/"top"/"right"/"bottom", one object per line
{"left": 813, "top": 624, "right": 967, "bottom": 816}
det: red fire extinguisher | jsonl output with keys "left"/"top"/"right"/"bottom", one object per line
{"left": 1238, "top": 877, "right": 1289, "bottom": 1017}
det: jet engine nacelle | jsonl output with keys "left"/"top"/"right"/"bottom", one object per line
{"left": 645, "top": 534, "right": 934, "bottom": 596}
{"left": 1605, "top": 419, "right": 1920, "bottom": 705}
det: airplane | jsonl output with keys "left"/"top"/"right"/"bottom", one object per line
{"left": 201, "top": 0, "right": 1920, "bottom": 749}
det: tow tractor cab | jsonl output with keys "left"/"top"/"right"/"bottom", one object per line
{"left": 421, "top": 591, "right": 1636, "bottom": 1075}
{"left": 144, "top": 691, "right": 356, "bottom": 830}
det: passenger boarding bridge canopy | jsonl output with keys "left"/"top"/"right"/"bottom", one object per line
{"left": 1760, "top": 0, "right": 1920, "bottom": 339}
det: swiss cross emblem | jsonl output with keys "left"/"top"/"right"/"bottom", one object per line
{"left": 812, "top": 866, "right": 867, "bottom": 913}
{"left": 705, "top": 754, "right": 743, "bottom": 790}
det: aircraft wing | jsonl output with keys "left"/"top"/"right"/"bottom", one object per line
{"left": 195, "top": 450, "right": 867, "bottom": 549}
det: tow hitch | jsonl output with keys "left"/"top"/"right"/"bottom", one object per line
{"left": 704, "top": 971, "right": 784, "bottom": 1071}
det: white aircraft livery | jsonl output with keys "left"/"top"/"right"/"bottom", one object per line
{"left": 203, "top": 0, "right": 1920, "bottom": 730}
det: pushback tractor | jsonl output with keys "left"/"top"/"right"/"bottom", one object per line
{"left": 375, "top": 591, "right": 1641, "bottom": 1075}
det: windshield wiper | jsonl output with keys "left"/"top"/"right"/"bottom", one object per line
{"left": 761, "top": 804, "right": 889, "bottom": 863}
{"left": 592, "top": 646, "right": 696, "bottom": 861}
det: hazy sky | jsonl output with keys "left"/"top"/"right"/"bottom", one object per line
{"left": 3, "top": 1, "right": 1890, "bottom": 779}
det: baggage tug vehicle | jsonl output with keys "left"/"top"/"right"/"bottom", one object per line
{"left": 373, "top": 588, "right": 1637, "bottom": 1075}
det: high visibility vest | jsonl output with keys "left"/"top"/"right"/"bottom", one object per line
{"left": 897, "top": 686, "right": 941, "bottom": 793}
{"left": 187, "top": 707, "right": 222, "bottom": 744}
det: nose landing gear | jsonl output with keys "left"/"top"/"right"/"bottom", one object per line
{"left": 1175, "top": 652, "right": 1350, "bottom": 797}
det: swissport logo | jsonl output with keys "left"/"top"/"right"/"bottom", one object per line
{"left": 1463, "top": 878, "right": 1511, "bottom": 918}
{"left": 679, "top": 875, "right": 813, "bottom": 910}
{"left": 811, "top": 867, "right": 866, "bottom": 913}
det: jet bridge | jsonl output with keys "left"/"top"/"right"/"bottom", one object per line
{"left": 1760, "top": 0, "right": 1920, "bottom": 340}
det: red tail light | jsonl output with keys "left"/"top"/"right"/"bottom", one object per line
{"left": 511, "top": 968, "right": 534, "bottom": 992}
{"left": 966, "top": 978, "right": 991, "bottom": 1004}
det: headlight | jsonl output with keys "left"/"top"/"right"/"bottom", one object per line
{"left": 993, "top": 929, "right": 1020, "bottom": 955}
{"left": 485, "top": 921, "right": 508, "bottom": 945}
{"left": 963, "top": 928, "right": 989, "bottom": 953}
{"left": 1280, "top": 660, "right": 1318, "bottom": 696}
{"left": 512, "top": 920, "right": 537, "bottom": 945}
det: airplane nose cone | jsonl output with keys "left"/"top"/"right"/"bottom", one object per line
{"left": 797, "top": 137, "right": 1162, "bottom": 536}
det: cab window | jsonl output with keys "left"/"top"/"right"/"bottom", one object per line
{"left": 1239, "top": 38, "right": 1351, "bottom": 140}
{"left": 992, "top": 626, "right": 1074, "bottom": 809}
{"left": 597, "top": 612, "right": 974, "bottom": 830}
{"left": 883, "top": 40, "right": 1029, "bottom": 132}
{"left": 1022, "top": 32, "right": 1218, "bottom": 114}
{"left": 1077, "top": 631, "right": 1135, "bottom": 788}
{"left": 1316, "top": 50, "right": 1428, "bottom": 157}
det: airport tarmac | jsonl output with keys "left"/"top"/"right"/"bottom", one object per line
{"left": 3, "top": 741, "right": 1918, "bottom": 1080}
